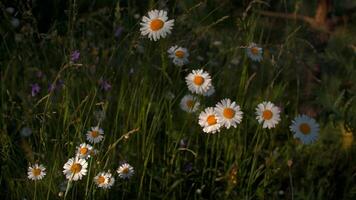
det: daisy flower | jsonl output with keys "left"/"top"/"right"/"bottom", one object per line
{"left": 215, "top": 99, "right": 243, "bottom": 129}
{"left": 94, "top": 172, "right": 115, "bottom": 189}
{"left": 202, "top": 85, "right": 215, "bottom": 97}
{"left": 167, "top": 45, "right": 189, "bottom": 66}
{"left": 246, "top": 43, "right": 263, "bottom": 62}
{"left": 63, "top": 157, "right": 88, "bottom": 181}
{"left": 86, "top": 126, "right": 104, "bottom": 144}
{"left": 255, "top": 101, "right": 281, "bottom": 129}
{"left": 290, "top": 115, "right": 320, "bottom": 144}
{"left": 76, "top": 143, "right": 93, "bottom": 159}
{"left": 198, "top": 107, "right": 221, "bottom": 134}
{"left": 117, "top": 163, "right": 134, "bottom": 179}
{"left": 140, "top": 10, "right": 174, "bottom": 41}
{"left": 185, "top": 69, "right": 212, "bottom": 95}
{"left": 27, "top": 163, "right": 46, "bottom": 181}
{"left": 180, "top": 95, "right": 200, "bottom": 113}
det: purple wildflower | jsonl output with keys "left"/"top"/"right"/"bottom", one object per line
{"left": 114, "top": 27, "right": 123, "bottom": 38}
{"left": 99, "top": 78, "right": 112, "bottom": 91}
{"left": 31, "top": 83, "right": 40, "bottom": 97}
{"left": 70, "top": 50, "right": 80, "bottom": 62}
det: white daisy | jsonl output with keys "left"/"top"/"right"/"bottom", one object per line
{"left": 117, "top": 163, "right": 134, "bottom": 179}
{"left": 290, "top": 115, "right": 320, "bottom": 144}
{"left": 94, "top": 172, "right": 115, "bottom": 189}
{"left": 198, "top": 107, "right": 221, "bottom": 134}
{"left": 185, "top": 69, "right": 212, "bottom": 95}
{"left": 246, "top": 43, "right": 263, "bottom": 62}
{"left": 180, "top": 95, "right": 200, "bottom": 113}
{"left": 255, "top": 101, "right": 281, "bottom": 129}
{"left": 27, "top": 163, "right": 46, "bottom": 181}
{"left": 86, "top": 126, "right": 104, "bottom": 144}
{"left": 63, "top": 157, "right": 88, "bottom": 181}
{"left": 202, "top": 85, "right": 215, "bottom": 97}
{"left": 167, "top": 45, "right": 189, "bottom": 66}
{"left": 215, "top": 98, "right": 243, "bottom": 129}
{"left": 140, "top": 10, "right": 174, "bottom": 41}
{"left": 76, "top": 143, "right": 93, "bottom": 159}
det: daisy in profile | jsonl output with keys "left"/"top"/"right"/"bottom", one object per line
{"left": 246, "top": 43, "right": 263, "bottom": 62}
{"left": 255, "top": 101, "right": 281, "bottom": 129}
{"left": 140, "top": 10, "right": 174, "bottom": 41}
{"left": 290, "top": 115, "right": 320, "bottom": 144}
{"left": 63, "top": 157, "right": 88, "bottom": 181}
{"left": 167, "top": 45, "right": 189, "bottom": 66}
{"left": 94, "top": 171, "right": 115, "bottom": 189}
{"left": 117, "top": 163, "right": 134, "bottom": 179}
{"left": 86, "top": 126, "right": 104, "bottom": 144}
{"left": 215, "top": 98, "right": 243, "bottom": 129}
{"left": 27, "top": 163, "right": 46, "bottom": 181}
{"left": 202, "top": 85, "right": 215, "bottom": 97}
{"left": 185, "top": 69, "right": 212, "bottom": 95}
{"left": 198, "top": 107, "right": 221, "bottom": 134}
{"left": 76, "top": 143, "right": 93, "bottom": 159}
{"left": 180, "top": 95, "right": 200, "bottom": 113}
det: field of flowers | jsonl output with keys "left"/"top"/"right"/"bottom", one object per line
{"left": 1, "top": 0, "right": 356, "bottom": 199}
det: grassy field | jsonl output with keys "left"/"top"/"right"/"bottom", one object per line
{"left": 1, "top": 0, "right": 356, "bottom": 199}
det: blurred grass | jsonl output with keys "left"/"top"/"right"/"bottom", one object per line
{"left": 1, "top": 0, "right": 356, "bottom": 199}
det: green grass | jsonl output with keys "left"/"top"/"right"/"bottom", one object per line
{"left": 1, "top": 0, "right": 356, "bottom": 199}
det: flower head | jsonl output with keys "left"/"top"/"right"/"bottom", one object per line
{"left": 31, "top": 83, "right": 41, "bottom": 97}
{"left": 185, "top": 69, "right": 212, "bottom": 95}
{"left": 76, "top": 143, "right": 93, "bottom": 159}
{"left": 70, "top": 50, "right": 80, "bottom": 62}
{"left": 290, "top": 115, "right": 319, "bottom": 144}
{"left": 140, "top": 10, "right": 174, "bottom": 41}
{"left": 180, "top": 95, "right": 200, "bottom": 113}
{"left": 117, "top": 163, "right": 134, "bottom": 179}
{"left": 63, "top": 157, "right": 88, "bottom": 181}
{"left": 86, "top": 127, "right": 104, "bottom": 144}
{"left": 167, "top": 45, "right": 189, "bottom": 66}
{"left": 215, "top": 98, "right": 243, "bottom": 129}
{"left": 255, "top": 101, "right": 281, "bottom": 129}
{"left": 94, "top": 172, "right": 115, "bottom": 189}
{"left": 20, "top": 127, "right": 32, "bottom": 137}
{"left": 246, "top": 43, "right": 263, "bottom": 62}
{"left": 198, "top": 107, "right": 221, "bottom": 134}
{"left": 28, "top": 163, "right": 46, "bottom": 181}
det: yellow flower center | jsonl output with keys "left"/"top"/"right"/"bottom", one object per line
{"left": 97, "top": 176, "right": 106, "bottom": 184}
{"left": 186, "top": 100, "right": 195, "bottom": 108}
{"left": 70, "top": 163, "right": 82, "bottom": 174}
{"left": 91, "top": 131, "right": 99, "bottom": 138}
{"left": 80, "top": 147, "right": 88, "bottom": 155}
{"left": 251, "top": 47, "right": 259, "bottom": 55}
{"left": 150, "top": 19, "right": 164, "bottom": 31}
{"left": 175, "top": 50, "right": 185, "bottom": 58}
{"left": 193, "top": 75, "right": 204, "bottom": 86}
{"left": 299, "top": 123, "right": 311, "bottom": 135}
{"left": 207, "top": 115, "right": 217, "bottom": 125}
{"left": 223, "top": 108, "right": 235, "bottom": 119}
{"left": 262, "top": 110, "right": 273, "bottom": 120}
{"left": 122, "top": 167, "right": 129, "bottom": 174}
{"left": 32, "top": 168, "right": 41, "bottom": 176}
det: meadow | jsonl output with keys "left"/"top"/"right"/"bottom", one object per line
{"left": 1, "top": 0, "right": 356, "bottom": 199}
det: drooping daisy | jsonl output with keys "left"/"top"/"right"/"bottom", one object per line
{"left": 117, "top": 163, "right": 134, "bottom": 179}
{"left": 185, "top": 69, "right": 212, "bottom": 95}
{"left": 202, "top": 85, "right": 215, "bottom": 97}
{"left": 180, "top": 95, "right": 200, "bottom": 113}
{"left": 140, "top": 10, "right": 174, "bottom": 41}
{"left": 76, "top": 143, "right": 93, "bottom": 159}
{"left": 255, "top": 101, "right": 281, "bottom": 129}
{"left": 215, "top": 98, "right": 243, "bottom": 129}
{"left": 86, "top": 126, "right": 104, "bottom": 144}
{"left": 246, "top": 43, "right": 263, "bottom": 62}
{"left": 63, "top": 157, "right": 88, "bottom": 181}
{"left": 94, "top": 172, "right": 115, "bottom": 189}
{"left": 167, "top": 45, "right": 189, "bottom": 66}
{"left": 198, "top": 107, "right": 221, "bottom": 134}
{"left": 27, "top": 163, "right": 46, "bottom": 181}
{"left": 289, "top": 115, "right": 319, "bottom": 144}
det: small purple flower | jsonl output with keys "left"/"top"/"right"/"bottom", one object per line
{"left": 70, "top": 50, "right": 80, "bottom": 62}
{"left": 114, "top": 27, "right": 123, "bottom": 38}
{"left": 31, "top": 83, "right": 40, "bottom": 97}
{"left": 99, "top": 78, "right": 112, "bottom": 91}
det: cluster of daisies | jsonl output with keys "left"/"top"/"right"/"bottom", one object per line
{"left": 138, "top": 9, "right": 319, "bottom": 145}
{"left": 27, "top": 126, "right": 134, "bottom": 190}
